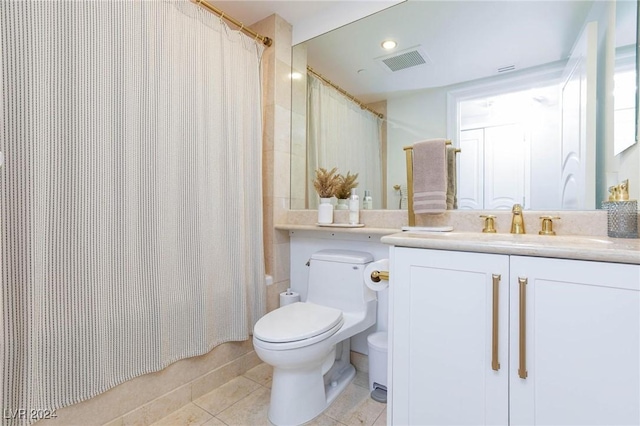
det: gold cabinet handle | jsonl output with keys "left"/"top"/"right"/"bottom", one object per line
{"left": 491, "top": 274, "right": 501, "bottom": 371}
{"left": 518, "top": 277, "right": 528, "bottom": 379}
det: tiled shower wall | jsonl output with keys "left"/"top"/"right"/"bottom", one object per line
{"left": 250, "top": 14, "right": 293, "bottom": 313}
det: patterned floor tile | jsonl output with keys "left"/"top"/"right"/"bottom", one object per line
{"left": 151, "top": 403, "right": 212, "bottom": 426}
{"left": 194, "top": 376, "right": 261, "bottom": 416}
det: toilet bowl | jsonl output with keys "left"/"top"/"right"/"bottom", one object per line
{"left": 253, "top": 249, "right": 377, "bottom": 425}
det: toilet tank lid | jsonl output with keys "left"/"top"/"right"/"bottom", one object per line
{"left": 311, "top": 249, "right": 373, "bottom": 264}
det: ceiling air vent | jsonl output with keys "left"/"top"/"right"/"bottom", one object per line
{"left": 375, "top": 46, "right": 432, "bottom": 73}
{"left": 497, "top": 65, "right": 516, "bottom": 73}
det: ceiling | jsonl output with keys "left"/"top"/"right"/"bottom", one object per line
{"left": 208, "top": 0, "right": 403, "bottom": 44}
{"left": 207, "top": 1, "right": 337, "bottom": 30}
{"left": 302, "top": 0, "right": 596, "bottom": 103}
{"left": 208, "top": 1, "right": 600, "bottom": 103}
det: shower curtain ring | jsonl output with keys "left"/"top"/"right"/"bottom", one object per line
{"left": 219, "top": 12, "right": 225, "bottom": 24}
{"left": 239, "top": 23, "right": 244, "bottom": 32}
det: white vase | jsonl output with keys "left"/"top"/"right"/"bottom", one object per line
{"left": 336, "top": 199, "right": 349, "bottom": 210}
{"left": 318, "top": 198, "right": 334, "bottom": 224}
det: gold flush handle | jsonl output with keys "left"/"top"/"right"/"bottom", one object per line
{"left": 371, "top": 270, "right": 389, "bottom": 282}
{"left": 539, "top": 216, "right": 560, "bottom": 236}
{"left": 480, "top": 215, "right": 497, "bottom": 233}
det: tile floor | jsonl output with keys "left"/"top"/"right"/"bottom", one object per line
{"left": 150, "top": 363, "right": 387, "bottom": 426}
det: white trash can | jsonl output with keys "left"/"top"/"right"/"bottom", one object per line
{"left": 367, "top": 331, "right": 388, "bottom": 403}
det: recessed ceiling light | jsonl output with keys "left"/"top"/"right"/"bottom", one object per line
{"left": 289, "top": 72, "right": 302, "bottom": 80}
{"left": 381, "top": 40, "right": 397, "bottom": 50}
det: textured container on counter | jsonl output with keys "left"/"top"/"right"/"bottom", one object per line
{"left": 602, "top": 200, "right": 638, "bottom": 238}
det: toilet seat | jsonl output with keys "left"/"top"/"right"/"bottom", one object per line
{"left": 253, "top": 302, "right": 344, "bottom": 350}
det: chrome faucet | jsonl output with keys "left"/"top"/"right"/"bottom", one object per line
{"left": 510, "top": 204, "right": 526, "bottom": 234}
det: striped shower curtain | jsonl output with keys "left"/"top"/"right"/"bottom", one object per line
{"left": 0, "top": 0, "right": 266, "bottom": 420}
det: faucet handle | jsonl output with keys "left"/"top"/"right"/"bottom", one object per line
{"left": 539, "top": 216, "right": 560, "bottom": 236}
{"left": 480, "top": 215, "right": 497, "bottom": 233}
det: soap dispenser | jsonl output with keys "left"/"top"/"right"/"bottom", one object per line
{"left": 363, "top": 190, "right": 373, "bottom": 210}
{"left": 349, "top": 188, "right": 360, "bottom": 224}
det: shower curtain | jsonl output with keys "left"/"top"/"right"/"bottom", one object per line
{"left": 0, "top": 0, "right": 265, "bottom": 419}
{"left": 307, "top": 74, "right": 383, "bottom": 208}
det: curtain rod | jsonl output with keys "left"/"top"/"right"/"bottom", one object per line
{"left": 191, "top": 0, "right": 273, "bottom": 47}
{"left": 307, "top": 66, "right": 384, "bottom": 119}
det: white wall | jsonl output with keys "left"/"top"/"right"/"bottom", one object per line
{"left": 386, "top": 87, "right": 449, "bottom": 206}
{"left": 607, "top": 0, "right": 639, "bottom": 201}
{"left": 289, "top": 231, "right": 390, "bottom": 354}
{"left": 528, "top": 101, "right": 562, "bottom": 209}
{"left": 591, "top": 0, "right": 638, "bottom": 203}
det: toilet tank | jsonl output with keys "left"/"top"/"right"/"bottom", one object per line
{"left": 307, "top": 249, "right": 375, "bottom": 313}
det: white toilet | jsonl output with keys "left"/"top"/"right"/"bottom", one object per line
{"left": 253, "top": 249, "right": 377, "bottom": 425}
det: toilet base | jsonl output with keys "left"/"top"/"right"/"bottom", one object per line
{"left": 267, "top": 340, "right": 355, "bottom": 426}
{"left": 324, "top": 362, "right": 356, "bottom": 408}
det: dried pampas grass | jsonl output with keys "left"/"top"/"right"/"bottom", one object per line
{"left": 336, "top": 171, "right": 359, "bottom": 199}
{"left": 313, "top": 167, "right": 341, "bottom": 198}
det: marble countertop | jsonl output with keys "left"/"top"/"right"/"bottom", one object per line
{"left": 381, "top": 231, "right": 640, "bottom": 265}
{"left": 275, "top": 223, "right": 400, "bottom": 237}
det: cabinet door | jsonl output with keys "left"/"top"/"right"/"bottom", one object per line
{"left": 509, "top": 256, "right": 640, "bottom": 425}
{"left": 391, "top": 247, "right": 509, "bottom": 425}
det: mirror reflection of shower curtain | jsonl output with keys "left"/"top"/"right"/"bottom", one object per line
{"left": 307, "top": 74, "right": 383, "bottom": 209}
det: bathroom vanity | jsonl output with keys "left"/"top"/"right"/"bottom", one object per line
{"left": 382, "top": 232, "right": 640, "bottom": 425}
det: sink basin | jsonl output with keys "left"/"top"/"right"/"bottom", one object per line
{"left": 561, "top": 236, "right": 613, "bottom": 245}
{"left": 402, "top": 231, "right": 614, "bottom": 248}
{"left": 384, "top": 230, "right": 638, "bottom": 265}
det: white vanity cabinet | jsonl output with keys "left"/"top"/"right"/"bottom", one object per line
{"left": 390, "top": 247, "right": 640, "bottom": 425}
{"left": 509, "top": 256, "right": 640, "bottom": 426}
{"left": 390, "top": 247, "right": 510, "bottom": 425}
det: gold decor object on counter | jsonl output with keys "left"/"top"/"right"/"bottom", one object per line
{"left": 603, "top": 180, "right": 638, "bottom": 238}
{"left": 480, "top": 215, "right": 497, "bottom": 233}
{"left": 539, "top": 216, "right": 560, "bottom": 236}
{"left": 608, "top": 179, "right": 630, "bottom": 201}
{"left": 510, "top": 204, "right": 526, "bottom": 234}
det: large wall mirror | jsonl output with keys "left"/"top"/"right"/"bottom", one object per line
{"left": 290, "top": 0, "right": 639, "bottom": 211}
